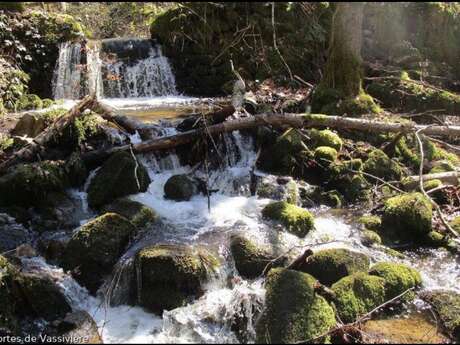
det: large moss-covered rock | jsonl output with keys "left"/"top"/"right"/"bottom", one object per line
{"left": 257, "top": 130, "right": 308, "bottom": 177}
{"left": 164, "top": 174, "right": 200, "bottom": 201}
{"left": 102, "top": 198, "right": 157, "bottom": 228}
{"left": 363, "top": 149, "right": 403, "bottom": 181}
{"left": 62, "top": 213, "right": 136, "bottom": 293}
{"left": 14, "top": 272, "right": 71, "bottom": 321}
{"left": 262, "top": 201, "right": 315, "bottom": 238}
{"left": 230, "top": 234, "right": 286, "bottom": 279}
{"left": 87, "top": 151, "right": 151, "bottom": 209}
{"left": 331, "top": 272, "right": 387, "bottom": 323}
{"left": 135, "top": 244, "right": 219, "bottom": 314}
{"left": 361, "top": 230, "right": 382, "bottom": 247}
{"left": 0, "top": 160, "right": 71, "bottom": 208}
{"left": 357, "top": 215, "right": 382, "bottom": 232}
{"left": 421, "top": 290, "right": 460, "bottom": 342}
{"left": 381, "top": 192, "right": 432, "bottom": 241}
{"left": 369, "top": 262, "right": 422, "bottom": 301}
{"left": 256, "top": 268, "right": 336, "bottom": 344}
{"left": 298, "top": 248, "right": 370, "bottom": 286}
{"left": 314, "top": 146, "right": 338, "bottom": 164}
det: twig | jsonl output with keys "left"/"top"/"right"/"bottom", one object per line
{"left": 271, "top": 2, "right": 293, "bottom": 81}
{"left": 129, "top": 144, "right": 140, "bottom": 191}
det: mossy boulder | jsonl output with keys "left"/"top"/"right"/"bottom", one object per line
{"left": 358, "top": 215, "right": 382, "bottom": 232}
{"left": 361, "top": 230, "right": 382, "bottom": 247}
{"left": 299, "top": 248, "right": 370, "bottom": 286}
{"left": 309, "top": 129, "right": 343, "bottom": 151}
{"left": 369, "top": 262, "right": 422, "bottom": 302}
{"left": 14, "top": 272, "right": 71, "bottom": 321}
{"left": 262, "top": 201, "right": 315, "bottom": 238}
{"left": 421, "top": 290, "right": 460, "bottom": 342}
{"left": 257, "top": 130, "right": 308, "bottom": 176}
{"left": 44, "top": 311, "right": 103, "bottom": 344}
{"left": 230, "top": 234, "right": 286, "bottom": 279}
{"left": 0, "top": 160, "right": 72, "bottom": 208}
{"left": 62, "top": 213, "right": 136, "bottom": 293}
{"left": 87, "top": 151, "right": 151, "bottom": 209}
{"left": 255, "top": 175, "right": 299, "bottom": 205}
{"left": 102, "top": 198, "right": 157, "bottom": 228}
{"left": 381, "top": 192, "right": 432, "bottom": 241}
{"left": 363, "top": 149, "right": 403, "bottom": 181}
{"left": 426, "top": 231, "right": 446, "bottom": 247}
{"left": 256, "top": 268, "right": 336, "bottom": 344}
{"left": 11, "top": 113, "right": 46, "bottom": 138}
{"left": 451, "top": 216, "right": 460, "bottom": 234}
{"left": 314, "top": 146, "right": 338, "bottom": 164}
{"left": 164, "top": 174, "right": 200, "bottom": 201}
{"left": 135, "top": 244, "right": 219, "bottom": 314}
{"left": 332, "top": 272, "right": 387, "bottom": 323}
{"left": 15, "top": 94, "right": 43, "bottom": 111}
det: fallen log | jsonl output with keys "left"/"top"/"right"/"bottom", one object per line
{"left": 0, "top": 95, "right": 97, "bottom": 172}
{"left": 81, "top": 113, "right": 460, "bottom": 164}
{"left": 404, "top": 171, "right": 459, "bottom": 189}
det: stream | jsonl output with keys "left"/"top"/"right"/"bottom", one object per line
{"left": 19, "top": 38, "right": 460, "bottom": 343}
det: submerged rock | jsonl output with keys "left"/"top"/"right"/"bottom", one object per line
{"left": 230, "top": 234, "right": 286, "bottom": 279}
{"left": 255, "top": 268, "right": 336, "bottom": 343}
{"left": 421, "top": 290, "right": 460, "bottom": 342}
{"left": 135, "top": 244, "right": 219, "bottom": 314}
{"left": 164, "top": 174, "right": 200, "bottom": 201}
{"left": 87, "top": 151, "right": 151, "bottom": 209}
{"left": 331, "top": 272, "right": 387, "bottom": 323}
{"left": 381, "top": 192, "right": 432, "bottom": 242}
{"left": 62, "top": 213, "right": 136, "bottom": 293}
{"left": 255, "top": 175, "right": 300, "bottom": 205}
{"left": 369, "top": 262, "right": 422, "bottom": 302}
{"left": 262, "top": 201, "right": 314, "bottom": 238}
{"left": 102, "top": 198, "right": 157, "bottom": 228}
{"left": 298, "top": 248, "right": 370, "bottom": 286}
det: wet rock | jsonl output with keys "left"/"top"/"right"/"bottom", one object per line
{"left": 255, "top": 175, "right": 299, "bottom": 205}
{"left": 11, "top": 113, "right": 46, "bottom": 138}
{"left": 230, "top": 234, "right": 286, "bottom": 279}
{"left": 369, "top": 262, "right": 422, "bottom": 302}
{"left": 62, "top": 213, "right": 136, "bottom": 294}
{"left": 255, "top": 268, "right": 336, "bottom": 343}
{"left": 421, "top": 290, "right": 460, "bottom": 342}
{"left": 45, "top": 311, "right": 102, "bottom": 344}
{"left": 262, "top": 201, "right": 314, "bottom": 238}
{"left": 332, "top": 272, "right": 387, "bottom": 323}
{"left": 135, "top": 244, "right": 219, "bottom": 314}
{"left": 14, "top": 272, "right": 71, "bottom": 321}
{"left": 164, "top": 174, "right": 200, "bottom": 201}
{"left": 37, "top": 231, "right": 70, "bottom": 263}
{"left": 361, "top": 230, "right": 382, "bottom": 247}
{"left": 381, "top": 192, "right": 432, "bottom": 242}
{"left": 87, "top": 151, "right": 151, "bottom": 209}
{"left": 102, "top": 198, "right": 157, "bottom": 228}
{"left": 0, "top": 213, "right": 32, "bottom": 252}
{"left": 297, "top": 248, "right": 370, "bottom": 286}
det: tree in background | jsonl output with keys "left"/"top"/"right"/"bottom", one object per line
{"left": 312, "top": 2, "right": 380, "bottom": 116}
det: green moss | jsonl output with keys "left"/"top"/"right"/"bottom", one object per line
{"left": 363, "top": 149, "right": 403, "bottom": 181}
{"left": 358, "top": 215, "right": 382, "bottom": 232}
{"left": 338, "top": 93, "right": 382, "bottom": 117}
{"left": 381, "top": 192, "right": 432, "bottom": 241}
{"left": 73, "top": 112, "right": 102, "bottom": 146}
{"left": 256, "top": 268, "right": 335, "bottom": 343}
{"left": 332, "top": 272, "right": 387, "bottom": 324}
{"left": 62, "top": 213, "right": 136, "bottom": 293}
{"left": 423, "top": 179, "right": 442, "bottom": 191}
{"left": 0, "top": 133, "right": 14, "bottom": 152}
{"left": 430, "top": 160, "right": 456, "bottom": 174}
{"left": 230, "top": 234, "right": 285, "bottom": 279}
{"left": 309, "top": 129, "right": 343, "bottom": 151}
{"left": 41, "top": 98, "right": 54, "bottom": 108}
{"left": 369, "top": 262, "right": 422, "bottom": 302}
{"left": 0, "top": 256, "right": 18, "bottom": 332}
{"left": 135, "top": 244, "right": 219, "bottom": 314}
{"left": 314, "top": 146, "right": 338, "bottom": 164}
{"left": 426, "top": 231, "right": 445, "bottom": 247}
{"left": 450, "top": 216, "right": 460, "bottom": 235}
{"left": 102, "top": 198, "right": 157, "bottom": 228}
{"left": 300, "top": 248, "right": 370, "bottom": 286}
{"left": 262, "top": 201, "right": 315, "bottom": 238}
{"left": 362, "top": 230, "right": 382, "bottom": 247}
{"left": 87, "top": 151, "right": 151, "bottom": 209}
{"left": 320, "top": 190, "right": 343, "bottom": 208}
{"left": 421, "top": 290, "right": 460, "bottom": 342}
{"left": 0, "top": 160, "right": 71, "bottom": 208}
{"left": 41, "top": 107, "right": 66, "bottom": 125}
{"left": 16, "top": 94, "right": 43, "bottom": 111}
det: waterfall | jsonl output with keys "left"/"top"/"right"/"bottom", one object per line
{"left": 52, "top": 42, "right": 84, "bottom": 100}
{"left": 52, "top": 38, "right": 177, "bottom": 100}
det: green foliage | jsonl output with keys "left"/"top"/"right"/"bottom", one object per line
{"left": 73, "top": 112, "right": 101, "bottom": 146}
{"left": 262, "top": 201, "right": 315, "bottom": 238}
{"left": 0, "top": 58, "right": 30, "bottom": 112}
{"left": 0, "top": 133, "right": 13, "bottom": 152}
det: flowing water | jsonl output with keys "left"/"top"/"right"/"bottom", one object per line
{"left": 38, "top": 38, "right": 460, "bottom": 343}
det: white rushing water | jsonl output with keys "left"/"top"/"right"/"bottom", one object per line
{"left": 52, "top": 42, "right": 84, "bottom": 100}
